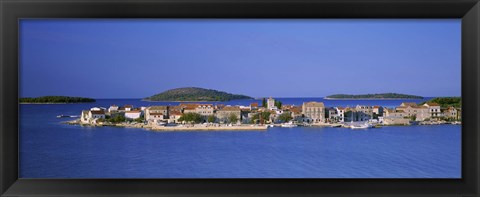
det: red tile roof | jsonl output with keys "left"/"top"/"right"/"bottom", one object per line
{"left": 169, "top": 111, "right": 182, "bottom": 116}
{"left": 401, "top": 102, "right": 417, "bottom": 107}
{"left": 220, "top": 106, "right": 241, "bottom": 111}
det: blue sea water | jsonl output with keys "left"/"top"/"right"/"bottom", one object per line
{"left": 19, "top": 98, "right": 461, "bottom": 178}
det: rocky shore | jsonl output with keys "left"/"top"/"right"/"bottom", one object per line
{"left": 64, "top": 119, "right": 267, "bottom": 131}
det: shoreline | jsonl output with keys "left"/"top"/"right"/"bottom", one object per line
{"left": 65, "top": 119, "right": 268, "bottom": 131}
{"left": 64, "top": 119, "right": 460, "bottom": 131}
{"left": 323, "top": 97, "right": 424, "bottom": 100}
{"left": 151, "top": 125, "right": 268, "bottom": 131}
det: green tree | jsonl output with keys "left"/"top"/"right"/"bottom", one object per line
{"left": 278, "top": 112, "right": 293, "bottom": 123}
{"left": 134, "top": 116, "right": 145, "bottom": 123}
{"left": 108, "top": 115, "right": 126, "bottom": 123}
{"left": 207, "top": 115, "right": 216, "bottom": 123}
{"left": 19, "top": 96, "right": 95, "bottom": 103}
{"left": 262, "top": 98, "right": 267, "bottom": 108}
{"left": 178, "top": 112, "right": 203, "bottom": 123}
{"left": 275, "top": 100, "right": 282, "bottom": 109}
{"left": 251, "top": 111, "right": 271, "bottom": 124}
{"left": 409, "top": 114, "right": 416, "bottom": 121}
{"left": 228, "top": 113, "right": 239, "bottom": 123}
{"left": 419, "top": 97, "right": 461, "bottom": 108}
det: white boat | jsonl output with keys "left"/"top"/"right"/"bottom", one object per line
{"left": 57, "top": 115, "right": 78, "bottom": 118}
{"left": 281, "top": 122, "right": 298, "bottom": 128}
{"left": 348, "top": 112, "right": 373, "bottom": 129}
{"left": 350, "top": 122, "right": 373, "bottom": 129}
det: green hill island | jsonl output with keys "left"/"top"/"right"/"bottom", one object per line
{"left": 144, "top": 87, "right": 253, "bottom": 102}
{"left": 325, "top": 93, "right": 423, "bottom": 100}
{"left": 20, "top": 96, "right": 96, "bottom": 103}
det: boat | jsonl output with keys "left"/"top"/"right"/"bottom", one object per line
{"left": 350, "top": 122, "right": 373, "bottom": 129}
{"left": 56, "top": 115, "right": 78, "bottom": 118}
{"left": 281, "top": 122, "right": 298, "bottom": 128}
{"left": 348, "top": 112, "right": 372, "bottom": 129}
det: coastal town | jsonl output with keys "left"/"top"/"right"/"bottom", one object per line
{"left": 68, "top": 97, "right": 462, "bottom": 131}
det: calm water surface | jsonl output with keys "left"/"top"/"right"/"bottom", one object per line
{"left": 20, "top": 98, "right": 461, "bottom": 178}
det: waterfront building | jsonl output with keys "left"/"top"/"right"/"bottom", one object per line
{"left": 216, "top": 106, "right": 241, "bottom": 123}
{"left": 423, "top": 102, "right": 442, "bottom": 118}
{"left": 180, "top": 103, "right": 198, "bottom": 114}
{"left": 240, "top": 109, "right": 251, "bottom": 124}
{"left": 281, "top": 104, "right": 293, "bottom": 110}
{"left": 81, "top": 108, "right": 106, "bottom": 123}
{"left": 168, "top": 105, "right": 182, "bottom": 114}
{"left": 267, "top": 97, "right": 275, "bottom": 110}
{"left": 444, "top": 107, "right": 460, "bottom": 120}
{"left": 326, "top": 107, "right": 339, "bottom": 122}
{"left": 168, "top": 111, "right": 182, "bottom": 123}
{"left": 269, "top": 111, "right": 279, "bottom": 123}
{"left": 250, "top": 103, "right": 259, "bottom": 110}
{"left": 117, "top": 107, "right": 125, "bottom": 112}
{"left": 239, "top": 105, "right": 251, "bottom": 110}
{"left": 400, "top": 102, "right": 418, "bottom": 107}
{"left": 108, "top": 105, "right": 119, "bottom": 113}
{"left": 215, "top": 104, "right": 225, "bottom": 110}
{"left": 397, "top": 104, "right": 430, "bottom": 121}
{"left": 381, "top": 108, "right": 411, "bottom": 124}
{"left": 355, "top": 105, "right": 373, "bottom": 121}
{"left": 289, "top": 106, "right": 303, "bottom": 122}
{"left": 80, "top": 110, "right": 90, "bottom": 123}
{"left": 145, "top": 106, "right": 168, "bottom": 123}
{"left": 372, "top": 106, "right": 383, "bottom": 116}
{"left": 335, "top": 107, "right": 346, "bottom": 122}
{"left": 343, "top": 109, "right": 356, "bottom": 122}
{"left": 124, "top": 105, "right": 133, "bottom": 112}
{"left": 195, "top": 104, "right": 214, "bottom": 116}
{"left": 124, "top": 110, "right": 142, "bottom": 120}
{"left": 89, "top": 110, "right": 105, "bottom": 122}
{"left": 302, "top": 102, "right": 325, "bottom": 123}
{"left": 415, "top": 106, "right": 431, "bottom": 121}
{"left": 383, "top": 108, "right": 406, "bottom": 118}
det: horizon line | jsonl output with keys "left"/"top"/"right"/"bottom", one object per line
{"left": 86, "top": 95, "right": 461, "bottom": 99}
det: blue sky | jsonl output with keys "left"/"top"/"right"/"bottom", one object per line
{"left": 20, "top": 19, "right": 461, "bottom": 98}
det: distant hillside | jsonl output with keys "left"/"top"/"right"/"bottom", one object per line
{"left": 20, "top": 96, "right": 95, "bottom": 103}
{"left": 419, "top": 97, "right": 461, "bottom": 108}
{"left": 325, "top": 93, "right": 423, "bottom": 100}
{"left": 144, "top": 87, "right": 253, "bottom": 102}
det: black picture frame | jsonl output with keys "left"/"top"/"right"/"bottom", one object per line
{"left": 1, "top": 0, "right": 479, "bottom": 196}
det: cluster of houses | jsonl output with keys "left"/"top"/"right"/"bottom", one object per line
{"left": 80, "top": 97, "right": 461, "bottom": 126}
{"left": 326, "top": 102, "right": 461, "bottom": 125}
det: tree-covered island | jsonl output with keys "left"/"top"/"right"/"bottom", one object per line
{"left": 20, "top": 96, "right": 96, "bottom": 103}
{"left": 144, "top": 87, "right": 253, "bottom": 102}
{"left": 325, "top": 93, "right": 423, "bottom": 100}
